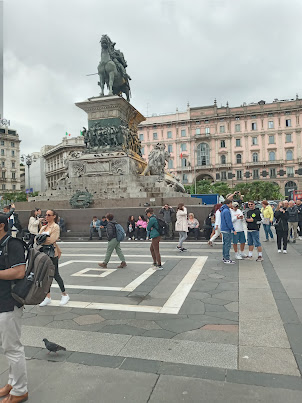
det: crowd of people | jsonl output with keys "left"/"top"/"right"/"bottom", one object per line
{"left": 207, "top": 195, "right": 302, "bottom": 263}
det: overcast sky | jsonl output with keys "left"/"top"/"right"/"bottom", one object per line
{"left": 3, "top": 0, "right": 302, "bottom": 154}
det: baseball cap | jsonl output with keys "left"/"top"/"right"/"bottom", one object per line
{"left": 232, "top": 202, "right": 239, "bottom": 208}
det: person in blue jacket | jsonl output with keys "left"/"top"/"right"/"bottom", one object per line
{"left": 220, "top": 199, "right": 237, "bottom": 264}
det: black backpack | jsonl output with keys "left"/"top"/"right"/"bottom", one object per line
{"left": 156, "top": 217, "right": 166, "bottom": 236}
{"left": 1, "top": 236, "right": 55, "bottom": 306}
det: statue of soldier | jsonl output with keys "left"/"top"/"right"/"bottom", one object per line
{"left": 109, "top": 44, "right": 131, "bottom": 82}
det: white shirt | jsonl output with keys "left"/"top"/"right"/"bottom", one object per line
{"left": 231, "top": 209, "right": 244, "bottom": 232}
{"left": 215, "top": 209, "right": 221, "bottom": 228}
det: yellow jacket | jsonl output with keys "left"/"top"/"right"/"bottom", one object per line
{"left": 261, "top": 205, "right": 274, "bottom": 221}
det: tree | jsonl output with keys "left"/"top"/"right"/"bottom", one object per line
{"left": 235, "top": 182, "right": 282, "bottom": 201}
{"left": 211, "top": 182, "right": 232, "bottom": 197}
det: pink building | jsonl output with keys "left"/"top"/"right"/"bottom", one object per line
{"left": 138, "top": 97, "right": 302, "bottom": 197}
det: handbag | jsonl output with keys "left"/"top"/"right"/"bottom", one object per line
{"left": 262, "top": 217, "right": 270, "bottom": 225}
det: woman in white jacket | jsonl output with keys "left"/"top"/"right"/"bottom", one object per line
{"left": 208, "top": 204, "right": 222, "bottom": 246}
{"left": 28, "top": 209, "right": 43, "bottom": 246}
{"left": 175, "top": 203, "right": 188, "bottom": 252}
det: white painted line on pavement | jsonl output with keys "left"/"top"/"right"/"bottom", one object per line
{"left": 160, "top": 256, "right": 207, "bottom": 314}
{"left": 59, "top": 241, "right": 219, "bottom": 245}
{"left": 49, "top": 299, "right": 162, "bottom": 313}
{"left": 61, "top": 254, "right": 215, "bottom": 259}
{"left": 72, "top": 268, "right": 117, "bottom": 278}
{"left": 122, "top": 268, "right": 156, "bottom": 292}
{"left": 52, "top": 284, "right": 122, "bottom": 291}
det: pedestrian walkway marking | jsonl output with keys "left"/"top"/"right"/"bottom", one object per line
{"left": 72, "top": 268, "right": 117, "bottom": 278}
{"left": 51, "top": 257, "right": 207, "bottom": 314}
{"left": 55, "top": 262, "right": 158, "bottom": 292}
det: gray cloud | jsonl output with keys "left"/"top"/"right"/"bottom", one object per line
{"left": 3, "top": 0, "right": 302, "bottom": 153}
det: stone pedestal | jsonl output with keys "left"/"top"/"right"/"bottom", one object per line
{"left": 75, "top": 95, "right": 145, "bottom": 131}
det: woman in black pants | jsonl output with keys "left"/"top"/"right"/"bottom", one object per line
{"left": 274, "top": 202, "right": 289, "bottom": 254}
{"left": 38, "top": 209, "right": 70, "bottom": 306}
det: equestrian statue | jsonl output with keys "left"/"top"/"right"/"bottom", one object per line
{"left": 98, "top": 35, "right": 131, "bottom": 101}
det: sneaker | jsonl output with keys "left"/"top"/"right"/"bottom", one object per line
{"left": 299, "top": 237, "right": 302, "bottom": 241}
{"left": 235, "top": 253, "right": 243, "bottom": 260}
{"left": 140, "top": 238, "right": 144, "bottom": 241}
{"left": 256, "top": 256, "right": 263, "bottom": 262}
{"left": 179, "top": 248, "right": 187, "bottom": 252}
{"left": 128, "top": 238, "right": 132, "bottom": 240}
{"left": 39, "top": 297, "right": 51, "bottom": 307}
{"left": 156, "top": 265, "right": 164, "bottom": 270}
{"left": 264, "top": 239, "right": 269, "bottom": 242}
{"left": 60, "top": 295, "right": 70, "bottom": 306}
{"left": 240, "top": 253, "right": 248, "bottom": 258}
{"left": 98, "top": 262, "right": 107, "bottom": 268}
{"left": 135, "top": 238, "right": 138, "bottom": 241}
{"left": 151, "top": 262, "right": 157, "bottom": 267}
{"left": 224, "top": 260, "right": 236, "bottom": 264}
{"left": 146, "top": 237, "right": 149, "bottom": 240}
{"left": 283, "top": 250, "right": 287, "bottom": 254}
{"left": 278, "top": 249, "right": 282, "bottom": 253}
{"left": 176, "top": 245, "right": 181, "bottom": 250}
{"left": 208, "top": 240, "right": 213, "bottom": 247}
{"left": 246, "top": 256, "right": 253, "bottom": 260}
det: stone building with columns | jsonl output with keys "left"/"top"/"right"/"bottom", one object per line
{"left": 42, "top": 136, "right": 85, "bottom": 190}
{"left": 138, "top": 96, "right": 302, "bottom": 197}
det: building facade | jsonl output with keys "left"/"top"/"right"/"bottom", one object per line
{"left": 0, "top": 125, "right": 21, "bottom": 192}
{"left": 42, "top": 136, "right": 85, "bottom": 190}
{"left": 138, "top": 97, "right": 302, "bottom": 197}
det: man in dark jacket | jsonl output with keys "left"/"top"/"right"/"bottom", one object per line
{"left": 220, "top": 199, "right": 236, "bottom": 264}
{"left": 246, "top": 201, "right": 263, "bottom": 261}
{"left": 287, "top": 200, "right": 298, "bottom": 243}
{"left": 146, "top": 208, "right": 163, "bottom": 270}
{"left": 159, "top": 204, "right": 175, "bottom": 239}
{"left": 98, "top": 213, "right": 126, "bottom": 269}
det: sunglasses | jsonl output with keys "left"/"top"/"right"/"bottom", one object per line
{"left": 45, "top": 214, "right": 54, "bottom": 217}
{"left": 248, "top": 204, "right": 254, "bottom": 206}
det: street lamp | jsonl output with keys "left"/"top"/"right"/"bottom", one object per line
{"left": 20, "top": 154, "right": 36, "bottom": 192}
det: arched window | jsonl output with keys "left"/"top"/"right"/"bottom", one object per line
{"left": 269, "top": 151, "right": 275, "bottom": 161}
{"left": 286, "top": 150, "right": 293, "bottom": 161}
{"left": 252, "top": 152, "right": 258, "bottom": 162}
{"left": 236, "top": 154, "right": 242, "bottom": 164}
{"left": 181, "top": 158, "right": 187, "bottom": 167}
{"left": 221, "top": 155, "right": 226, "bottom": 165}
{"left": 197, "top": 143, "right": 210, "bottom": 166}
{"left": 285, "top": 181, "right": 297, "bottom": 198}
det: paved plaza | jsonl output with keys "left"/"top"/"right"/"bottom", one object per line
{"left": 1, "top": 239, "right": 302, "bottom": 402}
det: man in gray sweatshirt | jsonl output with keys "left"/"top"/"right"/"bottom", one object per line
{"left": 287, "top": 200, "right": 298, "bottom": 243}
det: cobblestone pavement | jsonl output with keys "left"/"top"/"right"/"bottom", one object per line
{"left": 1, "top": 238, "right": 302, "bottom": 402}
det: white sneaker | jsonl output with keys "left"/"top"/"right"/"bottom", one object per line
{"left": 283, "top": 250, "right": 287, "bottom": 254}
{"left": 39, "top": 297, "right": 51, "bottom": 307}
{"left": 128, "top": 238, "right": 131, "bottom": 240}
{"left": 60, "top": 295, "right": 70, "bottom": 306}
{"left": 235, "top": 253, "right": 243, "bottom": 260}
{"left": 278, "top": 250, "right": 281, "bottom": 253}
{"left": 299, "top": 237, "right": 302, "bottom": 240}
{"left": 240, "top": 253, "right": 248, "bottom": 258}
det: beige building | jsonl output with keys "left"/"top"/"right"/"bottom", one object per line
{"left": 43, "top": 136, "right": 85, "bottom": 190}
{"left": 0, "top": 125, "right": 21, "bottom": 192}
{"left": 138, "top": 96, "right": 302, "bottom": 197}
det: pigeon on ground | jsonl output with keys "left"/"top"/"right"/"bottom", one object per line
{"left": 43, "top": 338, "right": 66, "bottom": 354}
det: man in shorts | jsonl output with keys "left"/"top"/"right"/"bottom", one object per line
{"left": 246, "top": 201, "right": 263, "bottom": 262}
{"left": 231, "top": 202, "right": 247, "bottom": 260}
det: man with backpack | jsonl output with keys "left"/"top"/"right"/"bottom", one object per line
{"left": 98, "top": 213, "right": 126, "bottom": 268}
{"left": 146, "top": 208, "right": 163, "bottom": 270}
{"left": 0, "top": 215, "right": 28, "bottom": 403}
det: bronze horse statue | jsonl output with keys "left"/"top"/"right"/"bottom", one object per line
{"left": 98, "top": 35, "right": 131, "bottom": 101}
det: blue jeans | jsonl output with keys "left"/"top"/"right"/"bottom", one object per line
{"left": 263, "top": 223, "right": 273, "bottom": 240}
{"left": 222, "top": 232, "right": 232, "bottom": 260}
